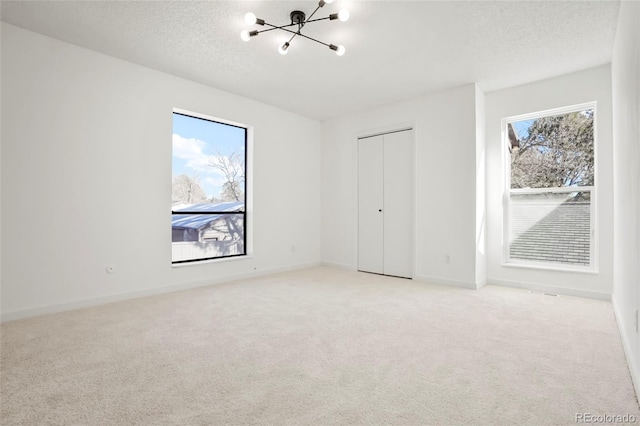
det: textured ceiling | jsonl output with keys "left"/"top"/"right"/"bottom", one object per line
{"left": 0, "top": 1, "right": 620, "bottom": 121}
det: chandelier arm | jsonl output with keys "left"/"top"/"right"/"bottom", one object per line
{"left": 268, "top": 27, "right": 301, "bottom": 37}
{"left": 294, "top": 32, "right": 331, "bottom": 48}
{"left": 256, "top": 26, "right": 302, "bottom": 45}
{"left": 286, "top": 31, "right": 300, "bottom": 45}
{"left": 251, "top": 15, "right": 332, "bottom": 36}
{"left": 262, "top": 26, "right": 332, "bottom": 49}
{"left": 263, "top": 22, "right": 299, "bottom": 31}
{"left": 304, "top": 16, "right": 332, "bottom": 24}
{"left": 304, "top": 5, "right": 322, "bottom": 24}
{"left": 252, "top": 23, "right": 299, "bottom": 36}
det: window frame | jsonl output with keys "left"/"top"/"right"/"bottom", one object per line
{"left": 171, "top": 109, "right": 250, "bottom": 265}
{"left": 501, "top": 101, "right": 598, "bottom": 273}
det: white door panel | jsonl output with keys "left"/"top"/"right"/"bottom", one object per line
{"left": 383, "top": 130, "right": 413, "bottom": 278}
{"left": 358, "top": 136, "right": 384, "bottom": 274}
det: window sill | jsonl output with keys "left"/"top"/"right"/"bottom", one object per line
{"left": 172, "top": 254, "right": 253, "bottom": 268}
{"left": 501, "top": 261, "right": 598, "bottom": 275}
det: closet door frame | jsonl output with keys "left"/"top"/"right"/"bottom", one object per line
{"left": 355, "top": 124, "right": 416, "bottom": 279}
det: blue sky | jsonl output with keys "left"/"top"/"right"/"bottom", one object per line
{"left": 172, "top": 113, "right": 245, "bottom": 198}
{"left": 511, "top": 119, "right": 534, "bottom": 139}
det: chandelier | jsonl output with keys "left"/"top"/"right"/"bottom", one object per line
{"left": 240, "top": 0, "right": 350, "bottom": 56}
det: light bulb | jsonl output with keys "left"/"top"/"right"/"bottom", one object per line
{"left": 278, "top": 42, "right": 290, "bottom": 55}
{"left": 338, "top": 9, "right": 350, "bottom": 22}
{"left": 335, "top": 45, "right": 345, "bottom": 56}
{"left": 240, "top": 30, "right": 251, "bottom": 42}
{"left": 244, "top": 12, "right": 257, "bottom": 25}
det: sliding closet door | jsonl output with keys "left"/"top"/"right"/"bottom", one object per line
{"left": 358, "top": 135, "right": 384, "bottom": 274}
{"left": 383, "top": 130, "right": 413, "bottom": 278}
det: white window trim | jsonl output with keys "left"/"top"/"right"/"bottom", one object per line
{"left": 501, "top": 101, "right": 598, "bottom": 273}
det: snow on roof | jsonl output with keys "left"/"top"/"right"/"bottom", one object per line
{"left": 172, "top": 201, "right": 244, "bottom": 230}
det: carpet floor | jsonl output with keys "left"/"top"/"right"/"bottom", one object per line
{"left": 1, "top": 266, "right": 639, "bottom": 425}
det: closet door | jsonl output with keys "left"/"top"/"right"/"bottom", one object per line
{"left": 383, "top": 130, "right": 413, "bottom": 278}
{"left": 358, "top": 135, "right": 384, "bottom": 274}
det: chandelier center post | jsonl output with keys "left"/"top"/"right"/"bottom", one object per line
{"left": 290, "top": 11, "right": 306, "bottom": 26}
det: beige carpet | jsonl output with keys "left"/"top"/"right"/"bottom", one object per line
{"left": 1, "top": 266, "right": 639, "bottom": 425}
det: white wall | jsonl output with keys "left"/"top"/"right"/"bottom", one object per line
{"left": 486, "top": 65, "right": 613, "bottom": 299}
{"left": 0, "top": 23, "right": 322, "bottom": 320}
{"left": 322, "top": 84, "right": 482, "bottom": 288}
{"left": 611, "top": 0, "right": 640, "bottom": 399}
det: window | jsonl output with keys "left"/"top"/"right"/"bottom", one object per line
{"left": 503, "top": 103, "right": 596, "bottom": 270}
{"left": 172, "top": 111, "right": 247, "bottom": 264}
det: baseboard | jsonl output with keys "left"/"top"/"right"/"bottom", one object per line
{"left": 487, "top": 278, "right": 611, "bottom": 300}
{"left": 612, "top": 298, "right": 640, "bottom": 406}
{"left": 414, "top": 275, "right": 478, "bottom": 290}
{"left": 0, "top": 264, "right": 311, "bottom": 322}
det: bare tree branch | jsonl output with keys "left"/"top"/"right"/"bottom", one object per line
{"left": 208, "top": 150, "right": 245, "bottom": 202}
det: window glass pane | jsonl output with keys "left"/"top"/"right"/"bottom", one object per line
{"left": 505, "top": 105, "right": 595, "bottom": 269}
{"left": 508, "top": 109, "right": 594, "bottom": 189}
{"left": 172, "top": 112, "right": 246, "bottom": 263}
{"left": 509, "top": 191, "right": 591, "bottom": 266}
{"left": 172, "top": 213, "right": 245, "bottom": 262}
